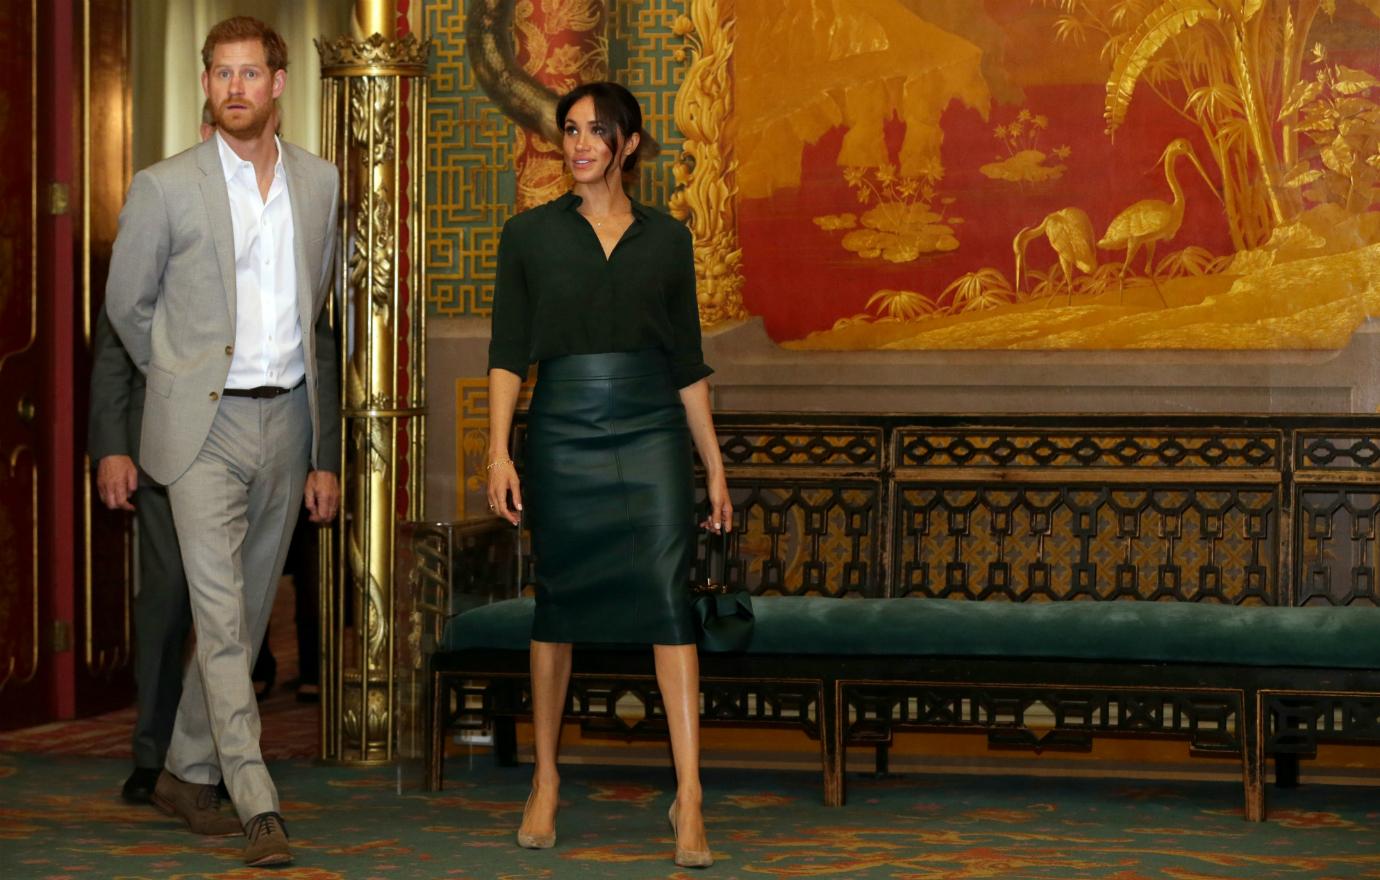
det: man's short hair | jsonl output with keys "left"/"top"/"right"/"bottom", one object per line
{"left": 201, "top": 16, "right": 288, "bottom": 73}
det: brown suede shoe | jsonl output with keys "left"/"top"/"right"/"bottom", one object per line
{"left": 150, "top": 770, "right": 243, "bottom": 836}
{"left": 243, "top": 812, "right": 293, "bottom": 867}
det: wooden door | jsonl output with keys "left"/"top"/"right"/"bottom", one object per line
{"left": 0, "top": 0, "right": 135, "bottom": 729}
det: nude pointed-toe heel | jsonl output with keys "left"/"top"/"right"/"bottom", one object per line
{"left": 516, "top": 791, "right": 557, "bottom": 850}
{"left": 668, "top": 802, "right": 714, "bottom": 869}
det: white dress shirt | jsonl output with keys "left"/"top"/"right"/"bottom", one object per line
{"left": 215, "top": 132, "right": 306, "bottom": 391}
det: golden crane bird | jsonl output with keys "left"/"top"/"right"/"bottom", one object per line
{"left": 1013, "top": 207, "right": 1097, "bottom": 305}
{"left": 1098, "top": 138, "right": 1221, "bottom": 306}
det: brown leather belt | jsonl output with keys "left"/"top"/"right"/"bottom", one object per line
{"left": 222, "top": 379, "right": 304, "bottom": 399}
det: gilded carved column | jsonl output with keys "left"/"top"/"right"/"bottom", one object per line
{"left": 317, "top": 3, "right": 430, "bottom": 763}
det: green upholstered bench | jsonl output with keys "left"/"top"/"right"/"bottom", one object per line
{"left": 428, "top": 594, "right": 1380, "bottom": 820}
{"left": 444, "top": 596, "right": 1380, "bottom": 668}
{"left": 420, "top": 412, "right": 1380, "bottom": 823}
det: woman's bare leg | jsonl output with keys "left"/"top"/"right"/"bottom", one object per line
{"left": 654, "top": 643, "right": 708, "bottom": 852}
{"left": 521, "top": 639, "right": 572, "bottom": 837}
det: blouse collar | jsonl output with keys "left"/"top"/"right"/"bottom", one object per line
{"left": 560, "top": 191, "right": 649, "bottom": 222}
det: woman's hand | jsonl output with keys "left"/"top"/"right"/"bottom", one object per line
{"left": 702, "top": 471, "right": 733, "bottom": 533}
{"left": 679, "top": 378, "right": 732, "bottom": 535}
{"left": 487, "top": 459, "right": 523, "bottom": 526}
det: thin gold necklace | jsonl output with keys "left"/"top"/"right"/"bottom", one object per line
{"left": 579, "top": 203, "right": 632, "bottom": 229}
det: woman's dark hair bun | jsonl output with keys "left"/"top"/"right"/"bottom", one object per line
{"left": 631, "top": 131, "right": 660, "bottom": 171}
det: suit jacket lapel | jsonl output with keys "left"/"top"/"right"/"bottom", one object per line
{"left": 281, "top": 144, "right": 316, "bottom": 339}
{"left": 195, "top": 138, "right": 238, "bottom": 328}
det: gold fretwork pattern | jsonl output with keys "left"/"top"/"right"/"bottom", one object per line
{"left": 719, "top": 429, "right": 883, "bottom": 467}
{"left": 898, "top": 431, "right": 1280, "bottom": 469}
{"left": 844, "top": 685, "right": 1241, "bottom": 753}
{"left": 424, "top": 0, "right": 690, "bottom": 317}
{"left": 1297, "top": 432, "right": 1380, "bottom": 471}
{"left": 425, "top": 1, "right": 516, "bottom": 317}
{"left": 436, "top": 415, "right": 1380, "bottom": 611}
{"left": 714, "top": 483, "right": 880, "bottom": 598}
{"left": 1298, "top": 488, "right": 1380, "bottom": 606}
{"left": 609, "top": 0, "right": 689, "bottom": 209}
{"left": 441, "top": 675, "right": 822, "bottom": 739}
{"left": 896, "top": 487, "right": 1277, "bottom": 604}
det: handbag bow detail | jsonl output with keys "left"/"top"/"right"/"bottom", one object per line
{"left": 691, "top": 535, "right": 754, "bottom": 652}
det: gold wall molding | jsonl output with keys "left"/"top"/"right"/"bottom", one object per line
{"left": 668, "top": 0, "right": 745, "bottom": 325}
{"left": 0, "top": 446, "right": 39, "bottom": 691}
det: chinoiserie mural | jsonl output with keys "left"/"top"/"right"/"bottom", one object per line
{"left": 427, "top": 0, "right": 1380, "bottom": 356}
{"left": 736, "top": 0, "right": 1380, "bottom": 349}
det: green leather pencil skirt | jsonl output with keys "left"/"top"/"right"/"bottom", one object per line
{"left": 526, "top": 351, "right": 697, "bottom": 645}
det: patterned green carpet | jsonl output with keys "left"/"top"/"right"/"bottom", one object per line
{"left": 1, "top": 752, "right": 1378, "bottom": 879}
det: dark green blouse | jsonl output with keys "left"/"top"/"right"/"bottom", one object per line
{"left": 487, "top": 192, "right": 713, "bottom": 389}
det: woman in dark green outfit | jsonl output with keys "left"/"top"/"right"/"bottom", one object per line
{"left": 485, "top": 81, "right": 732, "bottom": 869}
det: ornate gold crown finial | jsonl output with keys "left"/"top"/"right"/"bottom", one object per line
{"left": 316, "top": 32, "right": 431, "bottom": 77}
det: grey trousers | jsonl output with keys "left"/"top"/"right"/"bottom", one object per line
{"left": 130, "top": 482, "right": 191, "bottom": 770}
{"left": 164, "top": 385, "right": 310, "bottom": 824}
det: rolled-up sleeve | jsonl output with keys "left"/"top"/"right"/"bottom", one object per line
{"left": 667, "top": 225, "right": 713, "bottom": 389}
{"left": 487, "top": 217, "right": 532, "bottom": 380}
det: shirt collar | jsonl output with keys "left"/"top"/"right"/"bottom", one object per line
{"left": 214, "top": 131, "right": 285, "bottom": 184}
{"left": 562, "top": 191, "right": 649, "bottom": 221}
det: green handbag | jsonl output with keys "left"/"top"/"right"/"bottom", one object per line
{"left": 691, "top": 534, "right": 754, "bottom": 652}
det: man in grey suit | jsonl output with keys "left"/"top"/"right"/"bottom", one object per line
{"left": 106, "top": 16, "right": 340, "bottom": 868}
{"left": 88, "top": 307, "right": 193, "bottom": 805}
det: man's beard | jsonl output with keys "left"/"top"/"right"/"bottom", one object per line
{"left": 215, "top": 99, "right": 273, "bottom": 139}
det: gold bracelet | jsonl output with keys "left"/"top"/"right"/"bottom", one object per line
{"left": 486, "top": 458, "right": 513, "bottom": 471}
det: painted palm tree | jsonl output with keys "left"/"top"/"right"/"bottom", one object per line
{"left": 943, "top": 269, "right": 1015, "bottom": 313}
{"left": 1013, "top": 208, "right": 1097, "bottom": 305}
{"left": 866, "top": 288, "right": 939, "bottom": 322}
{"left": 1098, "top": 138, "right": 1221, "bottom": 306}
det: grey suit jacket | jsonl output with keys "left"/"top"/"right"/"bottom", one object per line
{"left": 88, "top": 306, "right": 145, "bottom": 463}
{"left": 105, "top": 137, "right": 342, "bottom": 486}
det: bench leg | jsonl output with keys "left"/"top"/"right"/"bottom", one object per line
{"left": 1274, "top": 754, "right": 1300, "bottom": 788}
{"left": 820, "top": 678, "right": 844, "bottom": 806}
{"left": 1242, "top": 688, "right": 1265, "bottom": 822}
{"left": 493, "top": 716, "right": 519, "bottom": 767}
{"left": 485, "top": 678, "right": 521, "bottom": 767}
{"left": 874, "top": 743, "right": 890, "bottom": 776}
{"left": 426, "top": 671, "right": 445, "bottom": 792}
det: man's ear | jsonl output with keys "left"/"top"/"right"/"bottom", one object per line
{"left": 272, "top": 67, "right": 287, "bottom": 100}
{"left": 200, "top": 69, "right": 210, "bottom": 99}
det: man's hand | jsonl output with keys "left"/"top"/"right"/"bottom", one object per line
{"left": 304, "top": 470, "right": 341, "bottom": 523}
{"left": 96, "top": 455, "right": 138, "bottom": 511}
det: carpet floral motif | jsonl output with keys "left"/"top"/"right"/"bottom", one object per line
{"left": 0, "top": 753, "right": 1378, "bottom": 878}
